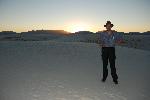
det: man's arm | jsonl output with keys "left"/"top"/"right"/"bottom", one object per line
{"left": 115, "top": 33, "right": 125, "bottom": 45}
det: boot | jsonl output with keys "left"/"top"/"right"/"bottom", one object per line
{"left": 113, "top": 79, "right": 118, "bottom": 84}
{"left": 101, "top": 78, "right": 106, "bottom": 82}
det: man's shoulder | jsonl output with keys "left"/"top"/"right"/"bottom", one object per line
{"left": 101, "top": 30, "right": 117, "bottom": 33}
{"left": 112, "top": 30, "right": 117, "bottom": 32}
{"left": 100, "top": 30, "right": 117, "bottom": 35}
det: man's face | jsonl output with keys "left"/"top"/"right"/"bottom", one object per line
{"left": 106, "top": 24, "right": 112, "bottom": 30}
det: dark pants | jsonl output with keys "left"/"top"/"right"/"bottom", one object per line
{"left": 101, "top": 47, "right": 118, "bottom": 81}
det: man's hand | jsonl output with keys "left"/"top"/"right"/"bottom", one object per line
{"left": 116, "top": 39, "right": 125, "bottom": 45}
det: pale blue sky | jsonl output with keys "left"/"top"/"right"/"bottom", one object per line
{"left": 0, "top": 0, "right": 150, "bottom": 32}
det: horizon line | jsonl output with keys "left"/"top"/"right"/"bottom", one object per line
{"left": 0, "top": 30, "right": 150, "bottom": 34}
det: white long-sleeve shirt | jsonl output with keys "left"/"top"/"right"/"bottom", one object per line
{"left": 99, "top": 31, "right": 123, "bottom": 47}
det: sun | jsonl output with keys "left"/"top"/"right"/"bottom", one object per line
{"left": 71, "top": 25, "right": 86, "bottom": 33}
{"left": 66, "top": 22, "right": 88, "bottom": 33}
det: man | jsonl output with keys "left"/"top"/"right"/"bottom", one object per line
{"left": 99, "top": 21, "right": 124, "bottom": 84}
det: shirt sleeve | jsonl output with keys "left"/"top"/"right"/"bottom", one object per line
{"left": 115, "top": 32, "right": 123, "bottom": 42}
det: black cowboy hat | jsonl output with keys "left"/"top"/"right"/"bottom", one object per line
{"left": 104, "top": 21, "right": 114, "bottom": 27}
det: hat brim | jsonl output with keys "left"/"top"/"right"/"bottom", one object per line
{"left": 104, "top": 24, "right": 114, "bottom": 27}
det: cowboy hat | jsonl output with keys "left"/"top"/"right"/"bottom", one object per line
{"left": 104, "top": 21, "right": 114, "bottom": 27}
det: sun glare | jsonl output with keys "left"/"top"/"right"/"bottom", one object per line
{"left": 66, "top": 22, "right": 89, "bottom": 33}
{"left": 71, "top": 25, "right": 85, "bottom": 33}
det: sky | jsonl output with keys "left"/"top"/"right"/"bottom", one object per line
{"left": 0, "top": 0, "right": 150, "bottom": 33}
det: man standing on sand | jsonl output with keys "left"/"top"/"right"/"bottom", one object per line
{"left": 99, "top": 21, "right": 124, "bottom": 84}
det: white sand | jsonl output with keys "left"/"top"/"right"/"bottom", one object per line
{"left": 0, "top": 41, "right": 150, "bottom": 100}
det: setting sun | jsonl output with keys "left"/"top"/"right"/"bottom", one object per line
{"left": 66, "top": 22, "right": 90, "bottom": 33}
{"left": 70, "top": 25, "right": 85, "bottom": 33}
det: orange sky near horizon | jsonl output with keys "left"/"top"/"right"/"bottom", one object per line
{"left": 0, "top": 0, "right": 150, "bottom": 33}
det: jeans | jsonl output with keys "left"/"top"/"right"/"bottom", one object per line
{"left": 101, "top": 47, "right": 118, "bottom": 81}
